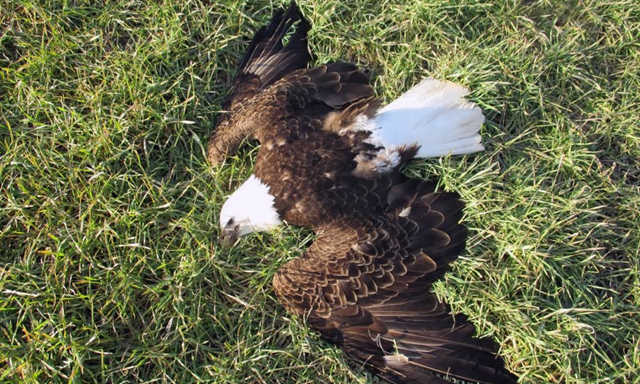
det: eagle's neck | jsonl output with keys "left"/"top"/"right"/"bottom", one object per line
{"left": 207, "top": 112, "right": 257, "bottom": 166}
{"left": 207, "top": 87, "right": 287, "bottom": 166}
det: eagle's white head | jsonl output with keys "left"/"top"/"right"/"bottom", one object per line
{"left": 219, "top": 174, "right": 282, "bottom": 245}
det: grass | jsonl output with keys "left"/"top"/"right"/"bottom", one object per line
{"left": 1, "top": 0, "right": 638, "bottom": 382}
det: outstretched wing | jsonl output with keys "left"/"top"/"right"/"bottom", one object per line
{"left": 273, "top": 181, "right": 517, "bottom": 384}
{"left": 208, "top": 2, "right": 311, "bottom": 165}
{"left": 220, "top": 2, "right": 311, "bottom": 115}
{"left": 208, "top": 60, "right": 373, "bottom": 165}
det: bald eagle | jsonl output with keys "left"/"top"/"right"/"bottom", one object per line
{"left": 209, "top": 3, "right": 516, "bottom": 383}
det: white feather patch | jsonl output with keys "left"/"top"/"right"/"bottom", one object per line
{"left": 375, "top": 78, "right": 485, "bottom": 158}
{"left": 342, "top": 78, "right": 486, "bottom": 173}
{"left": 220, "top": 175, "right": 282, "bottom": 237}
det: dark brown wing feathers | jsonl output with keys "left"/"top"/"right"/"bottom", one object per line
{"left": 274, "top": 182, "right": 518, "bottom": 383}
{"left": 228, "top": 1, "right": 311, "bottom": 107}
{"left": 207, "top": 2, "right": 313, "bottom": 165}
{"left": 207, "top": 61, "right": 373, "bottom": 165}
{"left": 240, "top": 3, "right": 311, "bottom": 86}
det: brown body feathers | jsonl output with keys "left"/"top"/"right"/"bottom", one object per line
{"left": 209, "top": 2, "right": 516, "bottom": 383}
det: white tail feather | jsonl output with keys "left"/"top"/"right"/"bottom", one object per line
{"left": 372, "top": 78, "right": 485, "bottom": 158}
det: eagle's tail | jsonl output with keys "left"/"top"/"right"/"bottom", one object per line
{"left": 234, "top": 1, "right": 311, "bottom": 90}
{"left": 373, "top": 79, "right": 485, "bottom": 158}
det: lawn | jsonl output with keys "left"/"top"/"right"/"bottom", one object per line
{"left": 1, "top": 0, "right": 639, "bottom": 383}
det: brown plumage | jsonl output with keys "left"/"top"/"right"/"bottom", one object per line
{"left": 273, "top": 184, "right": 514, "bottom": 384}
{"left": 210, "top": 2, "right": 517, "bottom": 383}
{"left": 207, "top": 1, "right": 313, "bottom": 165}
